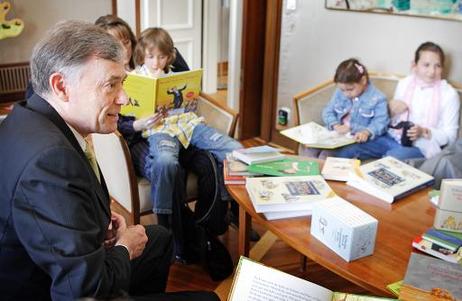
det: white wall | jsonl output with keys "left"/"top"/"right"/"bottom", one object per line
{"left": 0, "top": 0, "right": 112, "bottom": 64}
{"left": 277, "top": 0, "right": 462, "bottom": 127}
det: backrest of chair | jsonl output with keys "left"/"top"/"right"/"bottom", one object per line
{"left": 294, "top": 80, "right": 336, "bottom": 126}
{"left": 92, "top": 132, "right": 140, "bottom": 221}
{"left": 196, "top": 92, "right": 238, "bottom": 137}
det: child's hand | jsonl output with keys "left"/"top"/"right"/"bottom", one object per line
{"left": 333, "top": 124, "right": 350, "bottom": 134}
{"left": 354, "top": 130, "right": 370, "bottom": 143}
{"left": 407, "top": 125, "right": 429, "bottom": 141}
{"left": 133, "top": 113, "right": 163, "bottom": 131}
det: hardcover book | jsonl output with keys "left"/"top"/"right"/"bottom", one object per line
{"left": 346, "top": 156, "right": 434, "bottom": 203}
{"left": 422, "top": 228, "right": 462, "bottom": 252}
{"left": 225, "top": 153, "right": 262, "bottom": 176}
{"left": 245, "top": 175, "right": 334, "bottom": 213}
{"left": 121, "top": 69, "right": 203, "bottom": 118}
{"left": 321, "top": 157, "right": 361, "bottom": 182}
{"left": 248, "top": 158, "right": 320, "bottom": 177}
{"left": 412, "top": 235, "right": 462, "bottom": 264}
{"left": 400, "top": 252, "right": 462, "bottom": 301}
{"left": 228, "top": 256, "right": 397, "bottom": 301}
{"left": 232, "top": 145, "right": 285, "bottom": 165}
{"left": 280, "top": 121, "right": 356, "bottom": 149}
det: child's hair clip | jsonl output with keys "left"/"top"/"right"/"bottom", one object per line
{"left": 354, "top": 63, "right": 364, "bottom": 74}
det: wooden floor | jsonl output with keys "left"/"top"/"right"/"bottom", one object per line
{"left": 162, "top": 222, "right": 369, "bottom": 299}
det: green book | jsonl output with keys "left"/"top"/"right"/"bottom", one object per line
{"left": 386, "top": 280, "right": 402, "bottom": 297}
{"left": 248, "top": 158, "right": 320, "bottom": 177}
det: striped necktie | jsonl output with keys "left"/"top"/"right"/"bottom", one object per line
{"left": 84, "top": 137, "right": 100, "bottom": 182}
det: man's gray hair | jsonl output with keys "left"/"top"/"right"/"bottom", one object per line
{"left": 31, "top": 20, "right": 123, "bottom": 97}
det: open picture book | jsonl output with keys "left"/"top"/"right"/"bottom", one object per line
{"left": 228, "top": 256, "right": 397, "bottom": 301}
{"left": 280, "top": 121, "right": 356, "bottom": 149}
{"left": 346, "top": 156, "right": 434, "bottom": 204}
{"left": 121, "top": 69, "right": 203, "bottom": 118}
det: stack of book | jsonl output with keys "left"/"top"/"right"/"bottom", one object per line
{"left": 412, "top": 227, "right": 462, "bottom": 263}
{"left": 245, "top": 175, "right": 334, "bottom": 220}
{"left": 224, "top": 146, "right": 286, "bottom": 185}
{"left": 223, "top": 153, "right": 262, "bottom": 185}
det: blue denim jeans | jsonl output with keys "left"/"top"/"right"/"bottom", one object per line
{"left": 335, "top": 133, "right": 425, "bottom": 161}
{"left": 145, "top": 124, "right": 242, "bottom": 214}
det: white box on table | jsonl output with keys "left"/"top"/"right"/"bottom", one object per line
{"left": 310, "top": 196, "right": 378, "bottom": 262}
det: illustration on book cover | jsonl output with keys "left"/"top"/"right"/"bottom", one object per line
{"left": 258, "top": 179, "right": 325, "bottom": 202}
{"left": 367, "top": 160, "right": 423, "bottom": 189}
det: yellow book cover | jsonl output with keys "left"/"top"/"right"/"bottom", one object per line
{"left": 121, "top": 69, "right": 203, "bottom": 118}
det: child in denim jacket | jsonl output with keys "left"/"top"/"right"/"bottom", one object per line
{"left": 302, "top": 58, "right": 389, "bottom": 160}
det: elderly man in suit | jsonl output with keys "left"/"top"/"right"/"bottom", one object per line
{"left": 0, "top": 20, "right": 218, "bottom": 301}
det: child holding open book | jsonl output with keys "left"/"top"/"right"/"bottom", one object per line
{"left": 301, "top": 58, "right": 390, "bottom": 160}
{"left": 132, "top": 27, "right": 242, "bottom": 216}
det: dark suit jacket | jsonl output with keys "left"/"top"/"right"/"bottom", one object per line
{"left": 0, "top": 94, "right": 131, "bottom": 300}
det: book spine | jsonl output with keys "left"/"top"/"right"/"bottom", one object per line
{"left": 394, "top": 179, "right": 435, "bottom": 202}
{"left": 423, "top": 229, "right": 462, "bottom": 251}
{"left": 412, "top": 236, "right": 459, "bottom": 263}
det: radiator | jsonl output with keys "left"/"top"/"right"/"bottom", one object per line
{"left": 0, "top": 63, "right": 30, "bottom": 94}
{"left": 0, "top": 63, "right": 30, "bottom": 103}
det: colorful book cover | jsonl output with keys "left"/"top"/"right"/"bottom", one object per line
{"left": 245, "top": 175, "right": 334, "bottom": 213}
{"left": 121, "top": 69, "right": 203, "bottom": 118}
{"left": 423, "top": 228, "right": 462, "bottom": 252}
{"left": 412, "top": 235, "right": 462, "bottom": 264}
{"left": 400, "top": 252, "right": 462, "bottom": 301}
{"left": 346, "top": 156, "right": 434, "bottom": 203}
{"left": 248, "top": 158, "right": 320, "bottom": 177}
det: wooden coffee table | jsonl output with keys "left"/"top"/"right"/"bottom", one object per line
{"left": 226, "top": 178, "right": 434, "bottom": 297}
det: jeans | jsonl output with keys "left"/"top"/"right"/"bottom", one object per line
{"left": 145, "top": 124, "right": 242, "bottom": 214}
{"left": 335, "top": 133, "right": 425, "bottom": 161}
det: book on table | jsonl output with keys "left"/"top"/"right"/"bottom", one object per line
{"left": 232, "top": 145, "right": 285, "bottom": 165}
{"left": 423, "top": 228, "right": 462, "bottom": 251}
{"left": 245, "top": 175, "right": 334, "bottom": 220}
{"left": 412, "top": 235, "right": 462, "bottom": 264}
{"left": 280, "top": 121, "right": 356, "bottom": 149}
{"left": 321, "top": 157, "right": 361, "bottom": 181}
{"left": 228, "top": 256, "right": 397, "bottom": 301}
{"left": 346, "top": 156, "right": 434, "bottom": 204}
{"left": 121, "top": 69, "right": 203, "bottom": 118}
{"left": 399, "top": 252, "right": 462, "bottom": 301}
{"left": 248, "top": 158, "right": 320, "bottom": 177}
{"left": 225, "top": 153, "right": 262, "bottom": 177}
{"left": 223, "top": 159, "right": 246, "bottom": 185}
